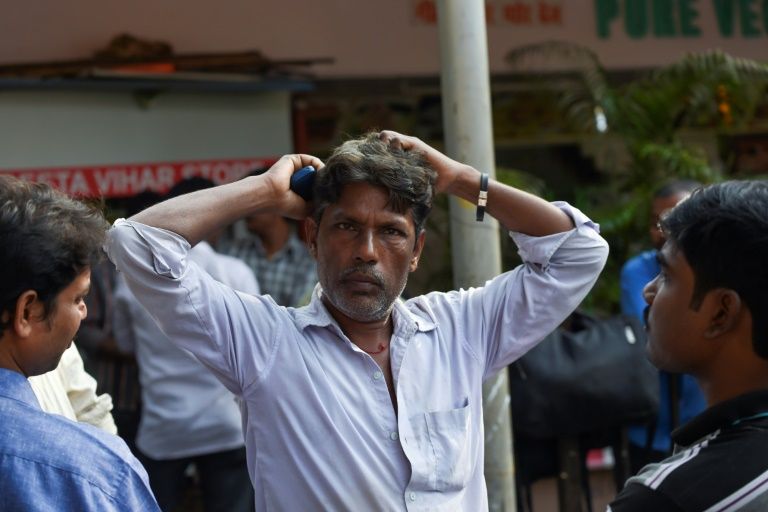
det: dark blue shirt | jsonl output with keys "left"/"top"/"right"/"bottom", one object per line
{"left": 0, "top": 368, "right": 159, "bottom": 511}
{"left": 620, "top": 250, "right": 707, "bottom": 452}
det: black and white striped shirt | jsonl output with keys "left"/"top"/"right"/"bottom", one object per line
{"left": 609, "top": 390, "right": 768, "bottom": 511}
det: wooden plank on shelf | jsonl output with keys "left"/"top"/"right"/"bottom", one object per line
{"left": 0, "top": 52, "right": 334, "bottom": 78}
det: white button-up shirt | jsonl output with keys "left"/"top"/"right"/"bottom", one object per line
{"left": 105, "top": 202, "right": 608, "bottom": 511}
{"left": 112, "top": 241, "right": 259, "bottom": 460}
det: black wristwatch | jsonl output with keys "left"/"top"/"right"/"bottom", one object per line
{"left": 476, "top": 173, "right": 489, "bottom": 222}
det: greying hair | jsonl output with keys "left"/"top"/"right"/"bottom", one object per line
{"left": 312, "top": 132, "right": 437, "bottom": 234}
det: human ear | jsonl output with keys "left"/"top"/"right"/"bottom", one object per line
{"left": 304, "top": 218, "right": 319, "bottom": 258}
{"left": 704, "top": 289, "right": 743, "bottom": 339}
{"left": 410, "top": 231, "right": 427, "bottom": 272}
{"left": 13, "top": 291, "right": 42, "bottom": 338}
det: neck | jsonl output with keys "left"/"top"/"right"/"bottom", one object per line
{"left": 697, "top": 348, "right": 768, "bottom": 407}
{"left": 0, "top": 335, "right": 26, "bottom": 376}
{"left": 321, "top": 297, "right": 394, "bottom": 353}
{"left": 700, "top": 374, "right": 768, "bottom": 408}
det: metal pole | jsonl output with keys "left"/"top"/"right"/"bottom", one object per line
{"left": 435, "top": 1, "right": 516, "bottom": 511}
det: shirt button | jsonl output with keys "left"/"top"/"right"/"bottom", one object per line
{"left": 390, "top": 431, "right": 399, "bottom": 441}
{"left": 409, "top": 492, "right": 417, "bottom": 502}
{"left": 373, "top": 371, "right": 383, "bottom": 380}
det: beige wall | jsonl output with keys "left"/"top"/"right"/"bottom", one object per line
{"left": 0, "top": 90, "right": 292, "bottom": 167}
{"left": 1, "top": 1, "right": 766, "bottom": 78}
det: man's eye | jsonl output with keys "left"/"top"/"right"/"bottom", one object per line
{"left": 337, "top": 223, "right": 354, "bottom": 231}
{"left": 383, "top": 228, "right": 405, "bottom": 237}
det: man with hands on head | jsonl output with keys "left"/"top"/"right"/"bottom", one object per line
{"left": 106, "top": 131, "right": 608, "bottom": 511}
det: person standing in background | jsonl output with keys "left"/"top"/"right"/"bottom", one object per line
{"left": 620, "top": 180, "right": 707, "bottom": 472}
{"left": 77, "top": 258, "right": 142, "bottom": 453}
{"left": 113, "top": 177, "right": 257, "bottom": 512}
{"left": 29, "top": 342, "right": 117, "bottom": 433}
{"left": 219, "top": 169, "right": 317, "bottom": 307}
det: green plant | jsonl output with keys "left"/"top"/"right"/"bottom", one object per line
{"left": 506, "top": 43, "right": 768, "bottom": 313}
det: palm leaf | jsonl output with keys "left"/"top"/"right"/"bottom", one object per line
{"left": 506, "top": 41, "right": 619, "bottom": 131}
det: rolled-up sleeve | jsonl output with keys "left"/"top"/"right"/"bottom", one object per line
{"left": 485, "top": 202, "right": 608, "bottom": 376}
{"left": 105, "top": 220, "right": 284, "bottom": 395}
{"left": 417, "top": 202, "right": 609, "bottom": 379}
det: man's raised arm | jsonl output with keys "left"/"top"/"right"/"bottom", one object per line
{"left": 131, "top": 154, "right": 323, "bottom": 246}
{"left": 103, "top": 155, "right": 324, "bottom": 393}
{"left": 379, "top": 131, "right": 573, "bottom": 236}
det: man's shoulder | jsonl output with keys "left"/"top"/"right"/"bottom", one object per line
{"left": 0, "top": 398, "right": 140, "bottom": 485}
{"left": 403, "top": 288, "right": 464, "bottom": 324}
{"left": 613, "top": 423, "right": 768, "bottom": 511}
{"left": 608, "top": 481, "right": 683, "bottom": 512}
{"left": 0, "top": 402, "right": 156, "bottom": 510}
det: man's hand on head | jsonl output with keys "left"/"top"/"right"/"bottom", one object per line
{"left": 262, "top": 154, "right": 324, "bottom": 220}
{"left": 378, "top": 130, "right": 474, "bottom": 196}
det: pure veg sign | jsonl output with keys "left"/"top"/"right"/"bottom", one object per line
{"left": 596, "top": 0, "right": 768, "bottom": 39}
{"left": 414, "top": 0, "right": 768, "bottom": 39}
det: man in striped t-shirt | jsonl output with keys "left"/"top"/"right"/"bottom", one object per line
{"left": 609, "top": 180, "right": 768, "bottom": 512}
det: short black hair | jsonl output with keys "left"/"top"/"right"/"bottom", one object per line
{"left": 313, "top": 132, "right": 437, "bottom": 234}
{"left": 654, "top": 180, "right": 702, "bottom": 200}
{"left": 661, "top": 180, "right": 768, "bottom": 358}
{"left": 0, "top": 177, "right": 108, "bottom": 336}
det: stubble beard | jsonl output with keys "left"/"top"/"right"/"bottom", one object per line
{"left": 322, "top": 266, "right": 409, "bottom": 323}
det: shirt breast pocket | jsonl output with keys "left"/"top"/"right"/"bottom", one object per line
{"left": 411, "top": 398, "right": 472, "bottom": 492}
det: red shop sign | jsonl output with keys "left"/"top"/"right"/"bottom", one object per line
{"left": 0, "top": 157, "right": 278, "bottom": 198}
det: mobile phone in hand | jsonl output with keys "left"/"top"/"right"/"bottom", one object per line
{"left": 290, "top": 166, "right": 316, "bottom": 201}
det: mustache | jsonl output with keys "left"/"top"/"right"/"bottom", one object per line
{"left": 340, "top": 264, "right": 385, "bottom": 287}
{"left": 643, "top": 306, "right": 650, "bottom": 329}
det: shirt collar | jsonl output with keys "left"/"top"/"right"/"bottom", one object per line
{"left": 0, "top": 368, "right": 41, "bottom": 409}
{"left": 292, "top": 285, "right": 436, "bottom": 337}
{"left": 293, "top": 284, "right": 335, "bottom": 330}
{"left": 673, "top": 389, "right": 768, "bottom": 446}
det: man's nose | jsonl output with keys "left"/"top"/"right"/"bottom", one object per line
{"left": 355, "top": 230, "right": 377, "bottom": 263}
{"left": 642, "top": 277, "right": 658, "bottom": 305}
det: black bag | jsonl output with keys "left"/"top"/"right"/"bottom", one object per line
{"left": 509, "top": 311, "right": 659, "bottom": 439}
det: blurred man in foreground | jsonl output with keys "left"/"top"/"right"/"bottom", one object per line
{"left": 0, "top": 176, "right": 159, "bottom": 511}
{"left": 610, "top": 180, "right": 768, "bottom": 511}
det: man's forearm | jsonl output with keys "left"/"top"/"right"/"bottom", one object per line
{"left": 447, "top": 165, "right": 574, "bottom": 236}
{"left": 131, "top": 153, "right": 323, "bottom": 246}
{"left": 131, "top": 176, "right": 270, "bottom": 247}
{"left": 377, "top": 131, "right": 573, "bottom": 236}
